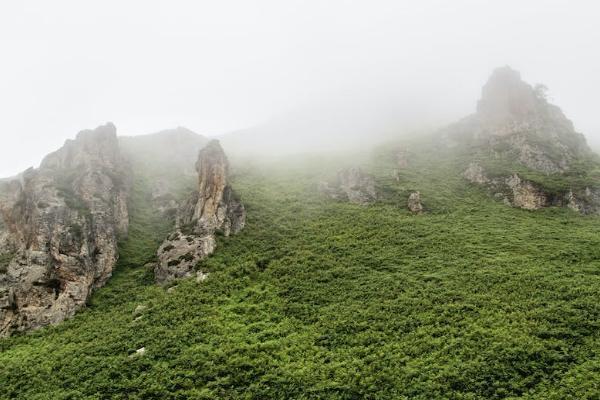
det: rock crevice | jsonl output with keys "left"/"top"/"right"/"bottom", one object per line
{"left": 0, "top": 123, "right": 130, "bottom": 336}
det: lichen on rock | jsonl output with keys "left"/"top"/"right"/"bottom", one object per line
{"left": 154, "top": 140, "right": 245, "bottom": 284}
{"left": 0, "top": 123, "right": 130, "bottom": 337}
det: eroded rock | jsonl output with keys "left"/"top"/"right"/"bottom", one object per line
{"left": 407, "top": 192, "right": 424, "bottom": 214}
{"left": 154, "top": 140, "right": 245, "bottom": 284}
{"left": 0, "top": 123, "right": 130, "bottom": 337}
{"left": 462, "top": 162, "right": 600, "bottom": 213}
{"left": 443, "top": 66, "right": 591, "bottom": 175}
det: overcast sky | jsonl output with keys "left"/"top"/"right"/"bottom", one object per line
{"left": 1, "top": 0, "right": 599, "bottom": 177}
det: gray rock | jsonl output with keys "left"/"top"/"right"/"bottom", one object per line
{"left": 0, "top": 123, "right": 130, "bottom": 337}
{"left": 407, "top": 192, "right": 424, "bottom": 214}
{"left": 442, "top": 66, "right": 591, "bottom": 174}
{"left": 154, "top": 140, "right": 245, "bottom": 284}
{"left": 320, "top": 167, "right": 377, "bottom": 205}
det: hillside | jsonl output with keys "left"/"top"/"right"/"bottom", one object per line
{"left": 1, "top": 138, "right": 600, "bottom": 398}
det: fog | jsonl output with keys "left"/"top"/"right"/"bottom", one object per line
{"left": 1, "top": 0, "right": 599, "bottom": 177}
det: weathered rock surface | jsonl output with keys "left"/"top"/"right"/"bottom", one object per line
{"left": 155, "top": 140, "right": 245, "bottom": 284}
{"left": 443, "top": 66, "right": 591, "bottom": 174}
{"left": 407, "top": 191, "right": 424, "bottom": 214}
{"left": 319, "top": 167, "right": 377, "bottom": 205}
{"left": 448, "top": 67, "right": 600, "bottom": 213}
{"left": 463, "top": 162, "right": 600, "bottom": 213}
{"left": 0, "top": 123, "right": 130, "bottom": 336}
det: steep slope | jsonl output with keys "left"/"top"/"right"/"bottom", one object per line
{"left": 1, "top": 149, "right": 600, "bottom": 399}
{"left": 155, "top": 140, "right": 245, "bottom": 283}
{"left": 0, "top": 123, "right": 130, "bottom": 336}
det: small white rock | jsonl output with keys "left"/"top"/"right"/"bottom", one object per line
{"left": 132, "top": 305, "right": 147, "bottom": 317}
{"left": 196, "top": 271, "right": 209, "bottom": 283}
{"left": 129, "top": 347, "right": 146, "bottom": 358}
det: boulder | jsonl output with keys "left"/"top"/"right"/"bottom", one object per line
{"left": 407, "top": 192, "right": 424, "bottom": 214}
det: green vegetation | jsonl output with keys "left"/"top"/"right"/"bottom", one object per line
{"left": 1, "top": 145, "right": 600, "bottom": 399}
{"left": 0, "top": 251, "right": 14, "bottom": 274}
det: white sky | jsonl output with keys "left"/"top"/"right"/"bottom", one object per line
{"left": 1, "top": 0, "right": 599, "bottom": 177}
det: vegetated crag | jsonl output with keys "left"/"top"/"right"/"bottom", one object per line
{"left": 463, "top": 162, "right": 600, "bottom": 212}
{"left": 444, "top": 66, "right": 591, "bottom": 174}
{"left": 155, "top": 140, "right": 245, "bottom": 284}
{"left": 319, "top": 167, "right": 377, "bottom": 205}
{"left": 0, "top": 123, "right": 130, "bottom": 336}
{"left": 446, "top": 66, "right": 600, "bottom": 213}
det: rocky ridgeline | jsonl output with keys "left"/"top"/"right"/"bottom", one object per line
{"left": 0, "top": 123, "right": 130, "bottom": 336}
{"left": 155, "top": 140, "right": 245, "bottom": 284}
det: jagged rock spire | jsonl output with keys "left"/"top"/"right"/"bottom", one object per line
{"left": 155, "top": 140, "right": 245, "bottom": 284}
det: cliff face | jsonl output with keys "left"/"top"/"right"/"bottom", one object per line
{"left": 0, "top": 123, "right": 130, "bottom": 336}
{"left": 155, "top": 140, "right": 245, "bottom": 284}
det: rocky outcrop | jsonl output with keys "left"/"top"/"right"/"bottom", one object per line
{"left": 319, "top": 168, "right": 377, "bottom": 205}
{"left": 462, "top": 162, "right": 489, "bottom": 185}
{"left": 443, "top": 66, "right": 591, "bottom": 174}
{"left": 448, "top": 67, "right": 600, "bottom": 213}
{"left": 407, "top": 191, "right": 423, "bottom": 214}
{"left": 463, "top": 162, "right": 600, "bottom": 213}
{"left": 0, "top": 123, "right": 130, "bottom": 336}
{"left": 504, "top": 174, "right": 548, "bottom": 210}
{"left": 155, "top": 140, "right": 245, "bottom": 284}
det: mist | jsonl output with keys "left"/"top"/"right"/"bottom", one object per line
{"left": 1, "top": 0, "right": 600, "bottom": 176}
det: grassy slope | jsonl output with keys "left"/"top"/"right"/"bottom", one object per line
{"left": 1, "top": 146, "right": 600, "bottom": 399}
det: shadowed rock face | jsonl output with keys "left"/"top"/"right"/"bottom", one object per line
{"left": 155, "top": 140, "right": 245, "bottom": 284}
{"left": 0, "top": 123, "right": 130, "bottom": 336}
{"left": 444, "top": 66, "right": 590, "bottom": 174}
